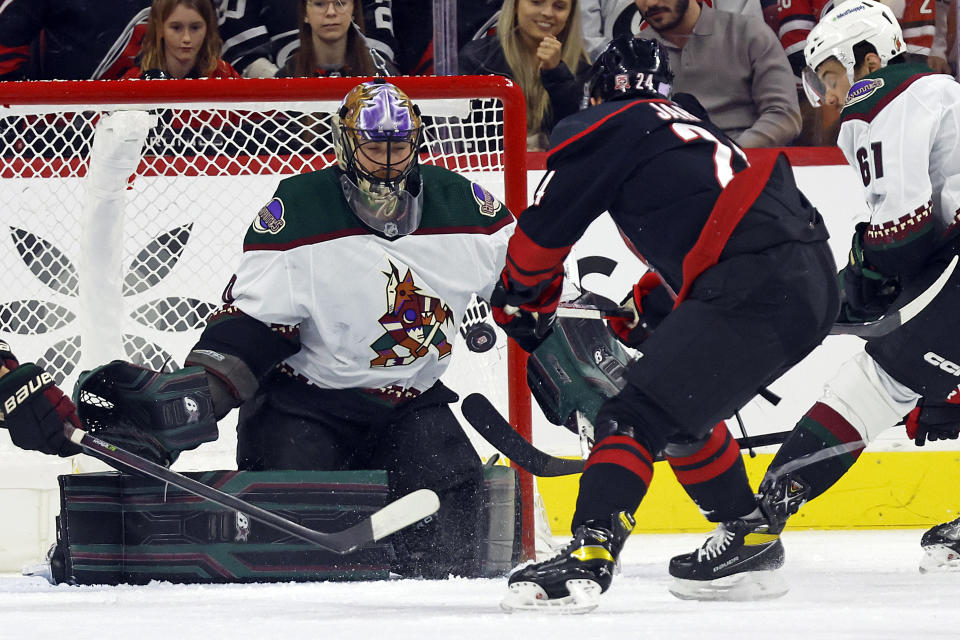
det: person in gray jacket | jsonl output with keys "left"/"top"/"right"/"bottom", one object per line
{"left": 632, "top": 0, "right": 800, "bottom": 147}
{"left": 578, "top": 0, "right": 763, "bottom": 60}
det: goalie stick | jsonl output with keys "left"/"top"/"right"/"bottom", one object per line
{"left": 461, "top": 393, "right": 791, "bottom": 477}
{"left": 63, "top": 421, "right": 440, "bottom": 554}
{"left": 557, "top": 254, "right": 960, "bottom": 338}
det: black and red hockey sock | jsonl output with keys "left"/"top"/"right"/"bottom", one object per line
{"left": 572, "top": 435, "right": 653, "bottom": 528}
{"left": 665, "top": 422, "right": 756, "bottom": 522}
{"left": 764, "top": 402, "right": 866, "bottom": 501}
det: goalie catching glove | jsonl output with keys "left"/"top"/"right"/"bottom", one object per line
{"left": 526, "top": 293, "right": 634, "bottom": 455}
{"left": 73, "top": 361, "right": 218, "bottom": 466}
{"left": 0, "top": 341, "right": 82, "bottom": 457}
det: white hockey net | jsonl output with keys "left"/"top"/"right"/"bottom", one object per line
{"left": 0, "top": 77, "right": 534, "bottom": 553}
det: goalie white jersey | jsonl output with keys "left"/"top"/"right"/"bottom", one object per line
{"left": 226, "top": 164, "right": 514, "bottom": 393}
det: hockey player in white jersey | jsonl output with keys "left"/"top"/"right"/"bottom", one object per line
{"left": 671, "top": 0, "right": 960, "bottom": 597}
{"left": 183, "top": 79, "right": 516, "bottom": 578}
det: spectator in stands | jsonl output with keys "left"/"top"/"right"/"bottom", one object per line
{"left": 276, "top": 0, "right": 397, "bottom": 77}
{"left": 578, "top": 0, "right": 763, "bottom": 60}
{"left": 0, "top": 0, "right": 151, "bottom": 80}
{"left": 634, "top": 0, "right": 800, "bottom": 147}
{"left": 218, "top": 0, "right": 397, "bottom": 78}
{"left": 459, "top": 0, "right": 591, "bottom": 150}
{"left": 124, "top": 0, "right": 240, "bottom": 79}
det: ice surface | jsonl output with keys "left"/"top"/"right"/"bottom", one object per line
{"left": 3, "top": 530, "right": 959, "bottom": 640}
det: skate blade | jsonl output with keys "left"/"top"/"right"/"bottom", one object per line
{"left": 500, "top": 579, "right": 602, "bottom": 614}
{"left": 669, "top": 570, "right": 788, "bottom": 601}
{"left": 919, "top": 545, "right": 960, "bottom": 573}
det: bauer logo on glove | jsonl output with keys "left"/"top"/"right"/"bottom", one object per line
{"left": 2, "top": 370, "right": 53, "bottom": 418}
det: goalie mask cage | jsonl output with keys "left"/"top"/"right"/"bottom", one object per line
{"left": 0, "top": 76, "right": 537, "bottom": 562}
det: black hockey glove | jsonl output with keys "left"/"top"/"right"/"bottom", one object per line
{"left": 606, "top": 272, "right": 673, "bottom": 348}
{"left": 905, "top": 396, "right": 960, "bottom": 446}
{"left": 839, "top": 223, "right": 901, "bottom": 322}
{"left": 74, "top": 361, "right": 218, "bottom": 466}
{"left": 0, "top": 341, "right": 82, "bottom": 457}
{"left": 490, "top": 272, "right": 558, "bottom": 353}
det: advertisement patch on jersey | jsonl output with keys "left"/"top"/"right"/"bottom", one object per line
{"left": 472, "top": 183, "right": 502, "bottom": 217}
{"left": 252, "top": 198, "right": 285, "bottom": 234}
{"left": 846, "top": 78, "right": 885, "bottom": 107}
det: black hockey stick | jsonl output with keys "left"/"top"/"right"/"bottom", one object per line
{"left": 558, "top": 254, "right": 959, "bottom": 338}
{"left": 831, "top": 254, "right": 958, "bottom": 338}
{"left": 461, "top": 393, "right": 791, "bottom": 477}
{"left": 63, "top": 422, "right": 439, "bottom": 554}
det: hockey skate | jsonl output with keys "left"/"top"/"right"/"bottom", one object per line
{"left": 500, "top": 511, "right": 635, "bottom": 614}
{"left": 21, "top": 542, "right": 66, "bottom": 585}
{"left": 919, "top": 516, "right": 960, "bottom": 573}
{"left": 668, "top": 515, "right": 787, "bottom": 601}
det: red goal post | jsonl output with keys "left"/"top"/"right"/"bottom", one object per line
{"left": 0, "top": 76, "right": 537, "bottom": 560}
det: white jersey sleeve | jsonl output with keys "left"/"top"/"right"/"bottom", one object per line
{"left": 838, "top": 72, "right": 960, "bottom": 273}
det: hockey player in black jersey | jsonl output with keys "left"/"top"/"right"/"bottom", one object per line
{"left": 492, "top": 35, "right": 839, "bottom": 612}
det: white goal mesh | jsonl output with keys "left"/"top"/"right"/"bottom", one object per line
{"left": 0, "top": 77, "right": 541, "bottom": 569}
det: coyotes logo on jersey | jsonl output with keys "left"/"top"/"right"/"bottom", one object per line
{"left": 370, "top": 262, "right": 453, "bottom": 368}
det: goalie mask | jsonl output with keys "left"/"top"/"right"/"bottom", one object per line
{"left": 584, "top": 36, "right": 673, "bottom": 106}
{"left": 802, "top": 0, "right": 904, "bottom": 106}
{"left": 333, "top": 79, "right": 424, "bottom": 238}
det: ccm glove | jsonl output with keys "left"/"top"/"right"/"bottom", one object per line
{"left": 840, "top": 223, "right": 901, "bottom": 321}
{"left": 607, "top": 272, "right": 673, "bottom": 348}
{"left": 905, "top": 395, "right": 960, "bottom": 446}
{"left": 0, "top": 342, "right": 82, "bottom": 457}
{"left": 490, "top": 271, "right": 559, "bottom": 353}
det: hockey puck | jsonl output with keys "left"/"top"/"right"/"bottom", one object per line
{"left": 464, "top": 323, "right": 497, "bottom": 353}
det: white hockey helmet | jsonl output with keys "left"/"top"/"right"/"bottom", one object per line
{"left": 802, "top": 0, "right": 904, "bottom": 106}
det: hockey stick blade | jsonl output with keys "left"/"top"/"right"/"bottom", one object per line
{"left": 462, "top": 393, "right": 585, "bottom": 477}
{"left": 832, "top": 254, "right": 958, "bottom": 338}
{"left": 64, "top": 422, "right": 439, "bottom": 554}
{"left": 463, "top": 393, "right": 792, "bottom": 476}
{"left": 556, "top": 302, "right": 633, "bottom": 320}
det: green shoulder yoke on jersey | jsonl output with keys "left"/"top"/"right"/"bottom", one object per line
{"left": 842, "top": 63, "right": 937, "bottom": 120}
{"left": 243, "top": 165, "right": 511, "bottom": 250}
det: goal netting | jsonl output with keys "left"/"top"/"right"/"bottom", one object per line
{"left": 0, "top": 76, "right": 537, "bottom": 566}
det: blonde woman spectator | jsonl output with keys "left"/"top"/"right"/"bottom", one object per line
{"left": 277, "top": 0, "right": 397, "bottom": 77}
{"left": 124, "top": 0, "right": 240, "bottom": 79}
{"left": 459, "top": 0, "right": 591, "bottom": 150}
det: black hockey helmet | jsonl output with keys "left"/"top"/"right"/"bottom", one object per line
{"left": 584, "top": 36, "right": 673, "bottom": 105}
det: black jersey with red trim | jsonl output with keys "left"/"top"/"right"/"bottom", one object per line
{"left": 513, "top": 94, "right": 829, "bottom": 295}
{"left": 0, "top": 0, "right": 150, "bottom": 80}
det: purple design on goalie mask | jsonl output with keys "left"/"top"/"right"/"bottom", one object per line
{"left": 253, "top": 198, "right": 285, "bottom": 234}
{"left": 471, "top": 183, "right": 501, "bottom": 217}
{"left": 355, "top": 86, "right": 416, "bottom": 141}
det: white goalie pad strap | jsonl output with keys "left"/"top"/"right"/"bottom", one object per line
{"left": 819, "top": 352, "right": 920, "bottom": 443}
